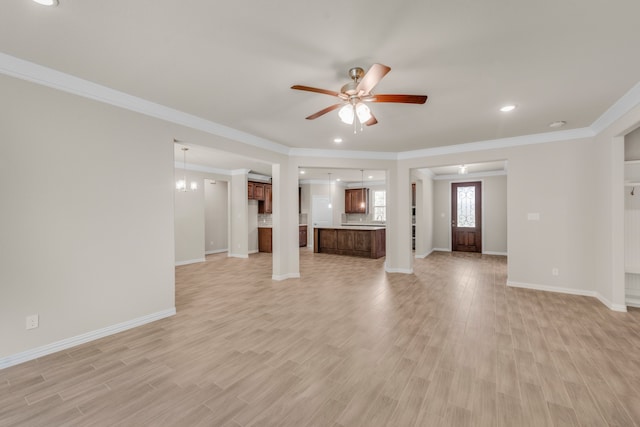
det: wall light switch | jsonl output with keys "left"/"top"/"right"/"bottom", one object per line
{"left": 527, "top": 213, "right": 540, "bottom": 221}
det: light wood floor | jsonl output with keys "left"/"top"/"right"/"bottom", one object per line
{"left": 2, "top": 250, "right": 640, "bottom": 426}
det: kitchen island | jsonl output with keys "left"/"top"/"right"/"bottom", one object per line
{"left": 313, "top": 226, "right": 385, "bottom": 259}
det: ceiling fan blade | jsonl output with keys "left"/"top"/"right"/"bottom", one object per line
{"left": 365, "top": 114, "right": 378, "bottom": 126}
{"left": 305, "top": 103, "right": 342, "bottom": 120}
{"left": 356, "top": 63, "right": 391, "bottom": 95}
{"left": 368, "top": 94, "right": 428, "bottom": 104}
{"left": 291, "top": 85, "right": 341, "bottom": 97}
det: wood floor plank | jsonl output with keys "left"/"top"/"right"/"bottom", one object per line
{"left": 2, "top": 251, "right": 640, "bottom": 426}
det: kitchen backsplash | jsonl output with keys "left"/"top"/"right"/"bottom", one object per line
{"left": 258, "top": 214, "right": 272, "bottom": 225}
{"left": 258, "top": 213, "right": 308, "bottom": 225}
{"left": 342, "top": 213, "right": 386, "bottom": 224}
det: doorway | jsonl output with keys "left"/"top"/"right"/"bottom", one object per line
{"left": 451, "top": 181, "right": 482, "bottom": 252}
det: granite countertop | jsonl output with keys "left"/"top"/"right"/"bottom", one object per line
{"left": 258, "top": 224, "right": 307, "bottom": 228}
{"left": 315, "top": 225, "right": 386, "bottom": 231}
{"left": 341, "top": 223, "right": 386, "bottom": 227}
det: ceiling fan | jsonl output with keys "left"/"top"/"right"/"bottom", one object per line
{"left": 291, "top": 63, "right": 428, "bottom": 127}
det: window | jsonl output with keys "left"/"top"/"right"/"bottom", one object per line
{"left": 373, "top": 190, "right": 386, "bottom": 221}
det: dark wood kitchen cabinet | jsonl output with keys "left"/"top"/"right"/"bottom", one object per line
{"left": 258, "top": 184, "right": 272, "bottom": 214}
{"left": 258, "top": 227, "right": 272, "bottom": 253}
{"left": 253, "top": 183, "right": 265, "bottom": 201}
{"left": 345, "top": 188, "right": 369, "bottom": 214}
{"left": 299, "top": 225, "right": 307, "bottom": 247}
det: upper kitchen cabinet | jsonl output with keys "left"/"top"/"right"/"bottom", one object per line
{"left": 248, "top": 181, "right": 255, "bottom": 200}
{"left": 248, "top": 180, "right": 273, "bottom": 213}
{"left": 345, "top": 188, "right": 369, "bottom": 214}
{"left": 259, "top": 184, "right": 272, "bottom": 214}
{"left": 253, "top": 182, "right": 265, "bottom": 201}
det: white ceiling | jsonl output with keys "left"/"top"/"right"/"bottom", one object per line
{"left": 2, "top": 1, "right": 640, "bottom": 167}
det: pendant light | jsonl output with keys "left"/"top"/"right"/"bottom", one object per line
{"left": 176, "top": 147, "right": 198, "bottom": 192}
{"left": 328, "top": 172, "right": 333, "bottom": 209}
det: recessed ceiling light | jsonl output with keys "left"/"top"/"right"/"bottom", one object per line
{"left": 333, "top": 138, "right": 342, "bottom": 143}
{"left": 336, "top": 178, "right": 341, "bottom": 182}
{"left": 500, "top": 105, "right": 516, "bottom": 112}
{"left": 549, "top": 120, "right": 566, "bottom": 128}
{"left": 299, "top": 170, "right": 305, "bottom": 174}
{"left": 368, "top": 175, "right": 373, "bottom": 179}
{"left": 33, "top": 0, "right": 58, "bottom": 5}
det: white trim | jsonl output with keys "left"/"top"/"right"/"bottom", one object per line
{"left": 0, "top": 53, "right": 290, "bottom": 155}
{"left": 384, "top": 263, "right": 413, "bottom": 274}
{"left": 507, "top": 280, "right": 627, "bottom": 312}
{"left": 433, "top": 170, "right": 507, "bottom": 181}
{"left": 290, "top": 148, "right": 397, "bottom": 160}
{"left": 231, "top": 168, "right": 251, "bottom": 176}
{"left": 174, "top": 162, "right": 231, "bottom": 176}
{"left": 175, "top": 257, "right": 205, "bottom": 266}
{"left": 591, "top": 81, "right": 640, "bottom": 134}
{"left": 272, "top": 273, "right": 301, "bottom": 281}
{"left": 595, "top": 293, "right": 628, "bottom": 312}
{"left": 228, "top": 253, "right": 249, "bottom": 258}
{"left": 396, "top": 128, "right": 594, "bottom": 159}
{"left": 248, "top": 249, "right": 259, "bottom": 254}
{"left": 0, "top": 308, "right": 176, "bottom": 370}
{"left": 483, "top": 251, "right": 508, "bottom": 256}
{"left": 432, "top": 248, "right": 450, "bottom": 252}
{"left": 205, "top": 249, "right": 228, "bottom": 255}
{"left": 3, "top": 52, "right": 640, "bottom": 163}
{"left": 414, "top": 249, "right": 434, "bottom": 259}
{"left": 626, "top": 295, "right": 640, "bottom": 308}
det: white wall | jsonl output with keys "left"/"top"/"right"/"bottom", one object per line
{"left": 174, "top": 174, "right": 205, "bottom": 264}
{"left": 432, "top": 175, "right": 507, "bottom": 254}
{"left": 413, "top": 170, "right": 434, "bottom": 257}
{"left": 0, "top": 74, "right": 175, "bottom": 360}
{"left": 174, "top": 171, "right": 229, "bottom": 264}
{"left": 205, "top": 179, "right": 228, "bottom": 254}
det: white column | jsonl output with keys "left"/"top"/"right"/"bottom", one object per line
{"left": 228, "top": 169, "right": 249, "bottom": 258}
{"left": 271, "top": 160, "right": 300, "bottom": 280}
{"left": 385, "top": 164, "right": 414, "bottom": 273}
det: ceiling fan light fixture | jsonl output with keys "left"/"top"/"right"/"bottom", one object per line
{"left": 339, "top": 104, "right": 354, "bottom": 124}
{"left": 355, "top": 102, "right": 372, "bottom": 123}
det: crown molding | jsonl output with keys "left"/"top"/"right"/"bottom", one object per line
{"left": 3, "top": 52, "right": 640, "bottom": 162}
{"left": 432, "top": 170, "right": 507, "bottom": 181}
{"left": 396, "top": 127, "right": 595, "bottom": 160}
{"left": 0, "top": 52, "right": 290, "bottom": 155}
{"left": 231, "top": 168, "right": 251, "bottom": 176}
{"left": 174, "top": 162, "right": 231, "bottom": 175}
{"left": 590, "top": 81, "right": 640, "bottom": 134}
{"left": 289, "top": 148, "right": 397, "bottom": 160}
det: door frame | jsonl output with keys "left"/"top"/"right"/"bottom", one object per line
{"left": 449, "top": 180, "right": 484, "bottom": 253}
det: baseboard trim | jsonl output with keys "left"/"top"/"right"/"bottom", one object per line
{"left": 272, "top": 273, "right": 301, "bottom": 281}
{"left": 507, "top": 280, "right": 627, "bottom": 312}
{"left": 432, "top": 248, "right": 450, "bottom": 252}
{"left": 384, "top": 263, "right": 413, "bottom": 274}
{"left": 175, "top": 258, "right": 205, "bottom": 266}
{"left": 205, "top": 249, "right": 228, "bottom": 255}
{"left": 483, "top": 251, "right": 508, "bottom": 256}
{"left": 228, "top": 253, "right": 249, "bottom": 259}
{"left": 0, "top": 308, "right": 176, "bottom": 370}
{"left": 414, "top": 249, "right": 434, "bottom": 259}
{"left": 626, "top": 297, "right": 640, "bottom": 308}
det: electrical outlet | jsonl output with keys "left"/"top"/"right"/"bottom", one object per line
{"left": 552, "top": 268, "right": 559, "bottom": 276}
{"left": 26, "top": 314, "right": 39, "bottom": 330}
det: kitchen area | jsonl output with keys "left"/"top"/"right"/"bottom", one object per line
{"left": 253, "top": 168, "right": 386, "bottom": 259}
